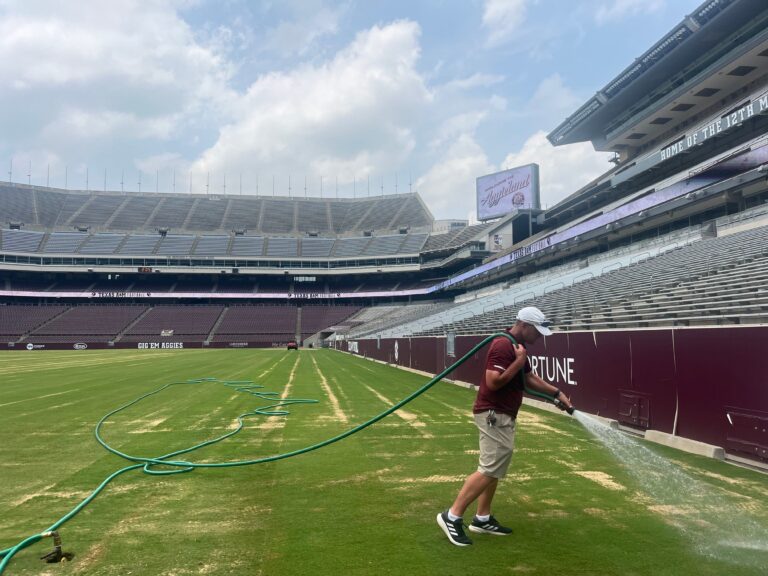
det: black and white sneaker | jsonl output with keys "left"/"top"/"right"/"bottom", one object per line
{"left": 436, "top": 510, "right": 472, "bottom": 546}
{"left": 469, "top": 515, "right": 513, "bottom": 535}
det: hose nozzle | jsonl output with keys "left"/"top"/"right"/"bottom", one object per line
{"left": 553, "top": 398, "right": 575, "bottom": 415}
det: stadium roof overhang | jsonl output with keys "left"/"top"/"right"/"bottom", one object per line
{"left": 547, "top": 0, "right": 768, "bottom": 152}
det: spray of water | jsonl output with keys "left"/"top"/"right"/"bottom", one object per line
{"left": 573, "top": 411, "right": 768, "bottom": 567}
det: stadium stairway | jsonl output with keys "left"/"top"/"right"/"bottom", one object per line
{"left": 205, "top": 306, "right": 229, "bottom": 344}
{"left": 113, "top": 306, "right": 155, "bottom": 343}
{"left": 144, "top": 198, "right": 167, "bottom": 231}
{"left": 220, "top": 200, "right": 234, "bottom": 230}
{"left": 182, "top": 198, "right": 201, "bottom": 229}
{"left": 103, "top": 197, "right": 131, "bottom": 229}
{"left": 37, "top": 232, "right": 51, "bottom": 252}
{"left": 64, "top": 195, "right": 95, "bottom": 226}
{"left": 14, "top": 306, "right": 72, "bottom": 344}
{"left": 30, "top": 188, "right": 39, "bottom": 224}
{"left": 114, "top": 234, "right": 131, "bottom": 254}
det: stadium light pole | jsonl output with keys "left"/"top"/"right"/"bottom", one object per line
{"left": 223, "top": 174, "right": 227, "bottom": 195}
{"left": 138, "top": 171, "right": 142, "bottom": 193}
{"left": 288, "top": 174, "right": 291, "bottom": 197}
{"left": 304, "top": 175, "right": 307, "bottom": 198}
{"left": 381, "top": 176, "right": 384, "bottom": 196}
{"left": 28, "top": 160, "right": 31, "bottom": 185}
{"left": 121, "top": 170, "right": 124, "bottom": 193}
{"left": 7, "top": 158, "right": 11, "bottom": 183}
{"left": 206, "top": 171, "right": 210, "bottom": 195}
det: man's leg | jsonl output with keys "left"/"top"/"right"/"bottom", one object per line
{"left": 476, "top": 476, "right": 499, "bottom": 517}
{"left": 449, "top": 471, "right": 497, "bottom": 517}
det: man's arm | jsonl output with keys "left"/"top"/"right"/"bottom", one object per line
{"left": 485, "top": 343, "right": 527, "bottom": 391}
{"left": 525, "top": 371, "right": 574, "bottom": 411}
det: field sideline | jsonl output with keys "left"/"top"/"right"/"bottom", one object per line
{"left": 1, "top": 349, "right": 766, "bottom": 575}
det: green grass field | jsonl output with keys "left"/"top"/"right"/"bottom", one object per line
{"left": 1, "top": 349, "right": 766, "bottom": 575}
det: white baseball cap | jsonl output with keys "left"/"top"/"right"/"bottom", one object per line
{"left": 516, "top": 306, "right": 552, "bottom": 336}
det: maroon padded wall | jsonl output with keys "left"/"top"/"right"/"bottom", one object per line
{"left": 339, "top": 327, "right": 768, "bottom": 463}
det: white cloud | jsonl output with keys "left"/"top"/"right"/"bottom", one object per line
{"left": 136, "top": 153, "right": 190, "bottom": 176}
{"left": 529, "top": 74, "right": 582, "bottom": 122}
{"left": 42, "top": 109, "right": 178, "bottom": 141}
{"left": 0, "top": 1, "right": 229, "bottom": 90}
{"left": 430, "top": 111, "right": 488, "bottom": 150}
{"left": 415, "top": 134, "right": 494, "bottom": 220}
{"left": 192, "top": 20, "right": 432, "bottom": 187}
{"left": 262, "top": 1, "right": 346, "bottom": 58}
{"left": 0, "top": 0, "right": 233, "bottom": 162}
{"left": 482, "top": 0, "right": 528, "bottom": 47}
{"left": 500, "top": 131, "right": 612, "bottom": 208}
{"left": 416, "top": 72, "right": 602, "bottom": 219}
{"left": 595, "top": 0, "right": 664, "bottom": 25}
{"left": 443, "top": 73, "right": 505, "bottom": 91}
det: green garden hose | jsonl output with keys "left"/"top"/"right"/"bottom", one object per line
{"left": 0, "top": 332, "right": 563, "bottom": 573}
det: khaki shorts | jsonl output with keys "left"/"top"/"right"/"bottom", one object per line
{"left": 474, "top": 411, "right": 516, "bottom": 479}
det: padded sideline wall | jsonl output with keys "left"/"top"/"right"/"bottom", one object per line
{"left": 337, "top": 327, "right": 768, "bottom": 464}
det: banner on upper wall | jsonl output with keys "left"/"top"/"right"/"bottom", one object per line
{"left": 476, "top": 163, "right": 540, "bottom": 221}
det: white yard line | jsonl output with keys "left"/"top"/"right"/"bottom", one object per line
{"left": 0, "top": 388, "right": 80, "bottom": 408}
{"left": 0, "top": 353, "right": 178, "bottom": 375}
{"left": 573, "top": 470, "right": 626, "bottom": 491}
{"left": 362, "top": 384, "right": 433, "bottom": 439}
{"left": 254, "top": 355, "right": 301, "bottom": 431}
{"left": 257, "top": 352, "right": 292, "bottom": 379}
{"left": 310, "top": 356, "right": 348, "bottom": 424}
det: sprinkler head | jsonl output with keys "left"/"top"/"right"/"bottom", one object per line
{"left": 39, "top": 530, "right": 74, "bottom": 563}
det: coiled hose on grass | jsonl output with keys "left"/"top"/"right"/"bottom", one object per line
{"left": 0, "top": 332, "right": 560, "bottom": 573}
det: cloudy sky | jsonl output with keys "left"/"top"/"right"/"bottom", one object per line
{"left": 0, "top": 0, "right": 702, "bottom": 221}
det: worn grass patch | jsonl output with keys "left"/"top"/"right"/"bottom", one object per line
{"left": 1, "top": 349, "right": 766, "bottom": 575}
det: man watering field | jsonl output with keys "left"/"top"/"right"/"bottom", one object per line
{"left": 437, "top": 306, "right": 573, "bottom": 546}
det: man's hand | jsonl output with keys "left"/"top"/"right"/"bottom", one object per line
{"left": 512, "top": 343, "right": 527, "bottom": 363}
{"left": 555, "top": 393, "right": 574, "bottom": 414}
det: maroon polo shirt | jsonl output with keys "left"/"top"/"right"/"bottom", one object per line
{"left": 472, "top": 331, "right": 531, "bottom": 418}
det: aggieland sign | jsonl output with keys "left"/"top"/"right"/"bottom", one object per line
{"left": 476, "top": 164, "right": 540, "bottom": 221}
